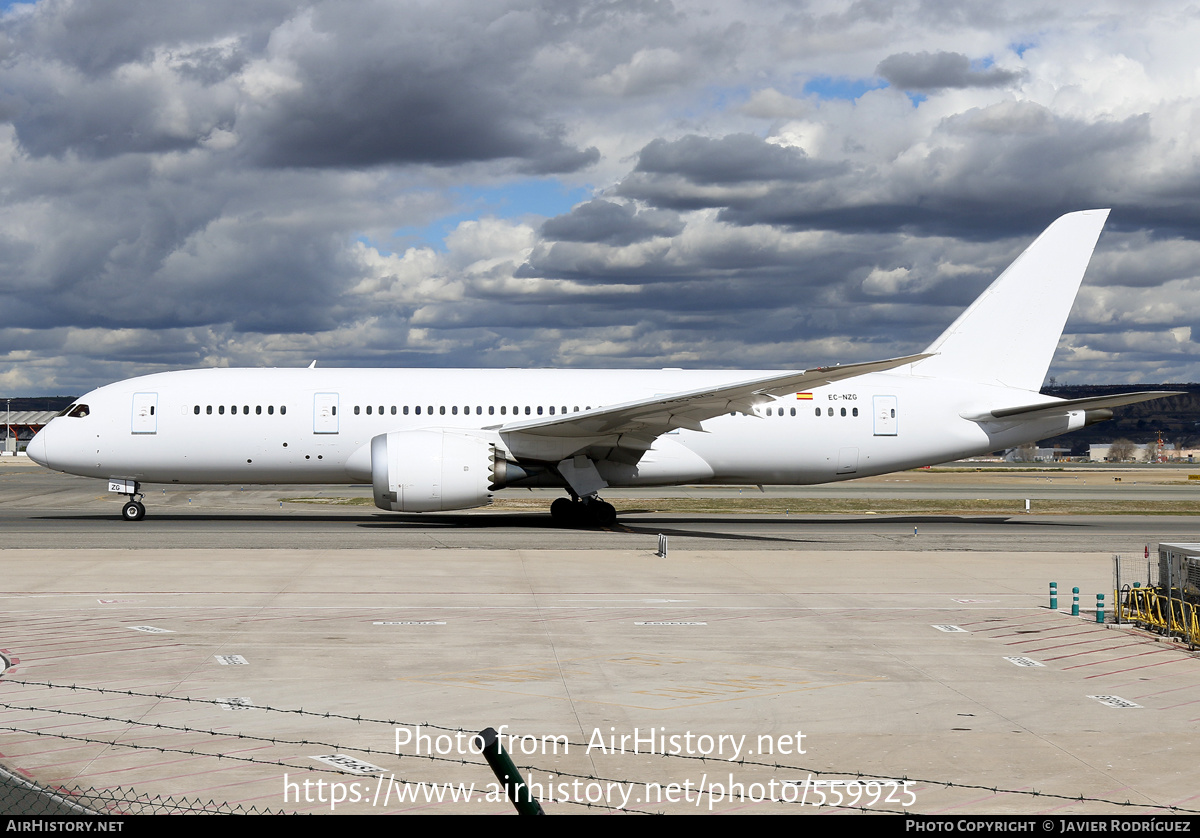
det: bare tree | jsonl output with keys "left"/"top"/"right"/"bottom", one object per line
{"left": 1107, "top": 439, "right": 1137, "bottom": 462}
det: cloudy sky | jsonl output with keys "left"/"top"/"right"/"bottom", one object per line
{"left": 2, "top": 0, "right": 1199, "bottom": 395}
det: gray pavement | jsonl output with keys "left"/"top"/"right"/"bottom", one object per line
{"left": 0, "top": 461, "right": 1197, "bottom": 815}
{"left": 2, "top": 462, "right": 1199, "bottom": 552}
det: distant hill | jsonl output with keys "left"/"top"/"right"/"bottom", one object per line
{"left": 4, "top": 396, "right": 75, "bottom": 413}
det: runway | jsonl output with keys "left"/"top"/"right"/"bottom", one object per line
{"left": 2, "top": 461, "right": 1200, "bottom": 552}
{"left": 1, "top": 460, "right": 1198, "bottom": 815}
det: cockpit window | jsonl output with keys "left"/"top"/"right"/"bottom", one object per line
{"left": 56, "top": 404, "right": 77, "bottom": 417}
{"left": 68, "top": 404, "right": 90, "bottom": 417}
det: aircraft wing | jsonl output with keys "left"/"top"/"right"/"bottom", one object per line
{"left": 963, "top": 391, "right": 1182, "bottom": 423}
{"left": 495, "top": 354, "right": 930, "bottom": 459}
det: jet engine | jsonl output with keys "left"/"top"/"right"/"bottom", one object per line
{"left": 370, "top": 430, "right": 525, "bottom": 512}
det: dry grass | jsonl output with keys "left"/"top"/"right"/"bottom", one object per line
{"left": 281, "top": 495, "right": 1200, "bottom": 515}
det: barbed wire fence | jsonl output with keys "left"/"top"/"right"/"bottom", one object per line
{"left": 2, "top": 678, "right": 1197, "bottom": 815}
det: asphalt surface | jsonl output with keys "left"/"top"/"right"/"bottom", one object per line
{"left": 2, "top": 459, "right": 1198, "bottom": 552}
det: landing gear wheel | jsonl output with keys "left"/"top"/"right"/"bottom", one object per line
{"left": 122, "top": 501, "right": 146, "bottom": 521}
{"left": 551, "top": 497, "right": 576, "bottom": 523}
{"left": 590, "top": 500, "right": 617, "bottom": 527}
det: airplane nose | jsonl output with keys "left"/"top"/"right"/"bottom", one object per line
{"left": 26, "top": 428, "right": 49, "bottom": 468}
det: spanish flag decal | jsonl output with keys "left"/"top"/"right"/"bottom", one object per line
{"left": 796, "top": 392, "right": 813, "bottom": 400}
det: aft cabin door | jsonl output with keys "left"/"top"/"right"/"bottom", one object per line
{"left": 313, "top": 393, "right": 339, "bottom": 434}
{"left": 131, "top": 392, "right": 158, "bottom": 434}
{"left": 873, "top": 395, "right": 897, "bottom": 436}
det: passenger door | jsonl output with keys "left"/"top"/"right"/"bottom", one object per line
{"left": 873, "top": 395, "right": 897, "bottom": 436}
{"left": 314, "top": 393, "right": 340, "bottom": 434}
{"left": 131, "top": 392, "right": 158, "bottom": 434}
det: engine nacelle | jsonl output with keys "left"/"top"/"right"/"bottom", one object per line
{"left": 371, "top": 430, "right": 516, "bottom": 512}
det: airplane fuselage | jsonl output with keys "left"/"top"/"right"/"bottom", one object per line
{"left": 30, "top": 366, "right": 1077, "bottom": 489}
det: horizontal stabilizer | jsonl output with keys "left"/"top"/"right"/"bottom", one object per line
{"left": 963, "top": 391, "right": 1182, "bottom": 423}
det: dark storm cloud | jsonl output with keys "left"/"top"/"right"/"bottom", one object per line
{"left": 876, "top": 51, "right": 1024, "bottom": 91}
{"left": 633, "top": 133, "right": 836, "bottom": 184}
{"left": 614, "top": 106, "right": 1153, "bottom": 240}
{"left": 539, "top": 200, "right": 684, "bottom": 245}
{"left": 239, "top": 1, "right": 599, "bottom": 172}
{"left": 3, "top": 0, "right": 599, "bottom": 171}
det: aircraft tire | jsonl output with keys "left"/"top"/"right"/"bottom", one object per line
{"left": 122, "top": 501, "right": 146, "bottom": 522}
{"left": 550, "top": 497, "right": 576, "bottom": 523}
{"left": 591, "top": 500, "right": 617, "bottom": 527}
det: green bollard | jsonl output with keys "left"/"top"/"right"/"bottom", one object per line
{"left": 1072, "top": 586, "right": 1079, "bottom": 617}
{"left": 475, "top": 727, "right": 545, "bottom": 815}
{"left": 1096, "top": 593, "right": 1105, "bottom": 624}
{"left": 1050, "top": 582, "right": 1058, "bottom": 611}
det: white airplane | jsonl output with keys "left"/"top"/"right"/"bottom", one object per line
{"left": 27, "top": 209, "right": 1174, "bottom": 525}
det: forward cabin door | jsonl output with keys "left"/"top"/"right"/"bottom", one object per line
{"left": 131, "top": 392, "right": 158, "bottom": 434}
{"left": 314, "top": 393, "right": 340, "bottom": 434}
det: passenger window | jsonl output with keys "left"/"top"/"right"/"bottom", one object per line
{"left": 403, "top": 406, "right": 409, "bottom": 415}
{"left": 766, "top": 408, "right": 772, "bottom": 416}
{"left": 537, "top": 406, "right": 543, "bottom": 415}
{"left": 890, "top": 409, "right": 895, "bottom": 417}
{"left": 452, "top": 406, "right": 458, "bottom": 415}
{"left": 439, "top": 406, "right": 446, "bottom": 415}
{"left": 194, "top": 405, "right": 200, "bottom": 415}
{"left": 391, "top": 406, "right": 397, "bottom": 415}
{"left": 256, "top": 406, "right": 262, "bottom": 415}
{"left": 525, "top": 406, "right": 531, "bottom": 415}
{"left": 790, "top": 408, "right": 796, "bottom": 416}
{"left": 476, "top": 406, "right": 482, "bottom": 415}
{"left": 207, "top": 405, "right": 213, "bottom": 415}
{"left": 840, "top": 408, "right": 846, "bottom": 417}
{"left": 355, "top": 406, "right": 361, "bottom": 415}
{"left": 549, "top": 406, "right": 555, "bottom": 415}
{"left": 814, "top": 408, "right": 819, "bottom": 417}
{"left": 853, "top": 407, "right": 858, "bottom": 417}
{"left": 219, "top": 406, "right": 225, "bottom": 415}
{"left": 379, "top": 406, "right": 384, "bottom": 415}
{"left": 827, "top": 408, "right": 833, "bottom": 416}
{"left": 268, "top": 405, "right": 274, "bottom": 415}
{"left": 500, "top": 406, "right": 506, "bottom": 415}
{"left": 243, "top": 406, "right": 249, "bottom": 414}
{"left": 489, "top": 406, "right": 495, "bottom": 415}
{"left": 415, "top": 406, "right": 421, "bottom": 415}
{"left": 280, "top": 406, "right": 286, "bottom": 415}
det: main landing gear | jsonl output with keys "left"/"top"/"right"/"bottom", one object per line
{"left": 551, "top": 495, "right": 617, "bottom": 528}
{"left": 121, "top": 498, "right": 146, "bottom": 521}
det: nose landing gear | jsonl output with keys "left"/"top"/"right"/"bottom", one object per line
{"left": 109, "top": 478, "right": 146, "bottom": 521}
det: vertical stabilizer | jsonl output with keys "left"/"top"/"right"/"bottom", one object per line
{"left": 913, "top": 209, "right": 1110, "bottom": 391}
